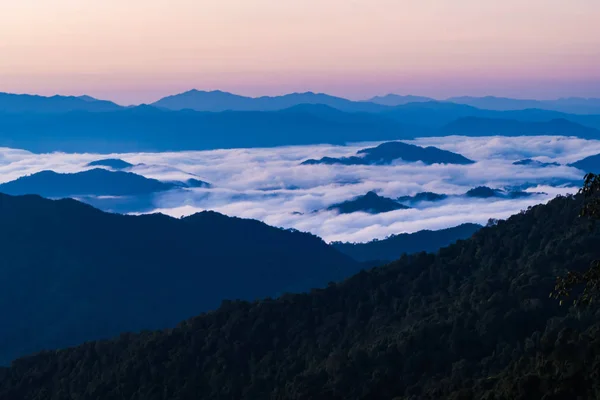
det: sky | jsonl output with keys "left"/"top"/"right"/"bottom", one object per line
{"left": 1, "top": 0, "right": 599, "bottom": 104}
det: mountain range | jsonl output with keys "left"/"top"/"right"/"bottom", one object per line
{"left": 568, "top": 153, "right": 600, "bottom": 174}
{"left": 331, "top": 223, "right": 482, "bottom": 262}
{"left": 326, "top": 191, "right": 410, "bottom": 215}
{"left": 3, "top": 193, "right": 600, "bottom": 399}
{"left": 0, "top": 193, "right": 359, "bottom": 365}
{"left": 0, "top": 92, "right": 122, "bottom": 113}
{"left": 303, "top": 141, "right": 474, "bottom": 166}
{"left": 0, "top": 168, "right": 183, "bottom": 198}
{"left": 0, "top": 91, "right": 599, "bottom": 153}
{"left": 441, "top": 117, "right": 600, "bottom": 139}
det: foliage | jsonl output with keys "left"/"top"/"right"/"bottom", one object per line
{"left": 1, "top": 193, "right": 600, "bottom": 399}
{"left": 553, "top": 173, "right": 600, "bottom": 306}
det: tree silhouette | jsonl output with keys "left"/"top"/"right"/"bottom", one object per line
{"left": 553, "top": 173, "right": 600, "bottom": 305}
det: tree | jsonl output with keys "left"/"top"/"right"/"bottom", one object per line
{"left": 552, "top": 173, "right": 600, "bottom": 305}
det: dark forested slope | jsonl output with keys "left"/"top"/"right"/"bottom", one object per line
{"left": 2, "top": 194, "right": 600, "bottom": 399}
{"left": 332, "top": 223, "right": 482, "bottom": 262}
{"left": 0, "top": 194, "right": 358, "bottom": 365}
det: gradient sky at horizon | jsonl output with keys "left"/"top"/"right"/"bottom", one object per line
{"left": 1, "top": 0, "right": 599, "bottom": 105}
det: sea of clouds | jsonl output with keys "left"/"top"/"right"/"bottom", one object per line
{"left": 0, "top": 135, "right": 596, "bottom": 243}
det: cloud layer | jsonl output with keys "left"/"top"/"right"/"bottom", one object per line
{"left": 0, "top": 136, "right": 590, "bottom": 243}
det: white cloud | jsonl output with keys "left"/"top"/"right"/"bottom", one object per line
{"left": 0, "top": 135, "right": 590, "bottom": 243}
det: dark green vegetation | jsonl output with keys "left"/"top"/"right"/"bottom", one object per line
{"left": 0, "top": 168, "right": 176, "bottom": 197}
{"left": 326, "top": 191, "right": 410, "bottom": 214}
{"left": 0, "top": 193, "right": 358, "bottom": 365}
{"left": 513, "top": 159, "right": 561, "bottom": 168}
{"left": 3, "top": 192, "right": 600, "bottom": 399}
{"left": 569, "top": 153, "right": 600, "bottom": 174}
{"left": 331, "top": 223, "right": 482, "bottom": 262}
{"left": 303, "top": 141, "right": 474, "bottom": 166}
{"left": 87, "top": 158, "right": 134, "bottom": 170}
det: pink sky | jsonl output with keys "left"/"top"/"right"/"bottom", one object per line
{"left": 1, "top": 0, "right": 599, "bottom": 105}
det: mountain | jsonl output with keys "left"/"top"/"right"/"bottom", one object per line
{"left": 513, "top": 158, "right": 560, "bottom": 167}
{"left": 367, "top": 94, "right": 434, "bottom": 106}
{"left": 0, "top": 193, "right": 358, "bottom": 365}
{"left": 397, "top": 191, "right": 449, "bottom": 205}
{"left": 331, "top": 223, "right": 482, "bottom": 262}
{"left": 326, "top": 191, "right": 410, "bottom": 214}
{"left": 0, "top": 105, "right": 414, "bottom": 153}
{"left": 302, "top": 141, "right": 474, "bottom": 166}
{"left": 4, "top": 194, "right": 600, "bottom": 399}
{"left": 448, "top": 95, "right": 600, "bottom": 114}
{"left": 0, "top": 92, "right": 122, "bottom": 113}
{"left": 569, "top": 153, "right": 600, "bottom": 174}
{"left": 442, "top": 117, "right": 600, "bottom": 139}
{"left": 152, "top": 90, "right": 386, "bottom": 112}
{"left": 465, "top": 186, "right": 535, "bottom": 199}
{"left": 87, "top": 158, "right": 134, "bottom": 170}
{"left": 0, "top": 169, "right": 176, "bottom": 197}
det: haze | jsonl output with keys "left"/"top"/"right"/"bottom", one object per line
{"left": 1, "top": 0, "right": 599, "bottom": 104}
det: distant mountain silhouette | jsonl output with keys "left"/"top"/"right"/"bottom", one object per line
{"left": 181, "top": 178, "right": 212, "bottom": 188}
{"left": 447, "top": 96, "right": 600, "bottom": 114}
{"left": 0, "top": 169, "right": 176, "bottom": 197}
{"left": 465, "top": 186, "right": 536, "bottom": 199}
{"left": 152, "top": 90, "right": 386, "bottom": 112}
{"left": 0, "top": 105, "right": 416, "bottom": 153}
{"left": 332, "top": 223, "right": 482, "bottom": 262}
{"left": 513, "top": 158, "right": 560, "bottom": 167}
{"left": 397, "top": 191, "right": 449, "bottom": 205}
{"left": 0, "top": 92, "right": 122, "bottom": 113}
{"left": 0, "top": 193, "right": 358, "bottom": 364}
{"left": 569, "top": 154, "right": 600, "bottom": 174}
{"left": 326, "top": 191, "right": 410, "bottom": 214}
{"left": 367, "top": 94, "right": 434, "bottom": 106}
{"left": 1, "top": 92, "right": 599, "bottom": 153}
{"left": 303, "top": 141, "right": 474, "bottom": 166}
{"left": 442, "top": 117, "right": 600, "bottom": 138}
{"left": 87, "top": 158, "right": 134, "bottom": 170}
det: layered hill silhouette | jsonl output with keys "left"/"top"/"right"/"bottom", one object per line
{"left": 442, "top": 117, "right": 600, "bottom": 138}
{"left": 446, "top": 95, "right": 600, "bottom": 114}
{"left": 366, "top": 94, "right": 434, "bottom": 106}
{"left": 0, "top": 94, "right": 600, "bottom": 153}
{"left": 332, "top": 223, "right": 482, "bottom": 262}
{"left": 513, "top": 158, "right": 560, "bottom": 167}
{"left": 397, "top": 191, "right": 449, "bottom": 205}
{"left": 0, "top": 193, "right": 358, "bottom": 365}
{"left": 569, "top": 153, "right": 600, "bottom": 174}
{"left": 4, "top": 194, "right": 600, "bottom": 398}
{"left": 395, "top": 187, "right": 540, "bottom": 206}
{"left": 465, "top": 186, "right": 535, "bottom": 199}
{"left": 0, "top": 169, "right": 177, "bottom": 197}
{"left": 152, "top": 90, "right": 386, "bottom": 112}
{"left": 0, "top": 105, "right": 415, "bottom": 153}
{"left": 326, "top": 191, "right": 410, "bottom": 214}
{"left": 303, "top": 141, "right": 474, "bottom": 166}
{"left": 0, "top": 92, "right": 122, "bottom": 113}
{"left": 87, "top": 158, "right": 134, "bottom": 170}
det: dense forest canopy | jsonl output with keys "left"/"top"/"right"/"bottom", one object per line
{"left": 2, "top": 190, "right": 600, "bottom": 399}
